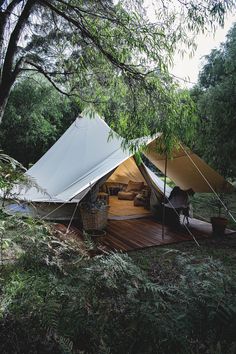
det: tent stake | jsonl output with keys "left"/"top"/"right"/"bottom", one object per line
{"left": 162, "top": 154, "right": 168, "bottom": 240}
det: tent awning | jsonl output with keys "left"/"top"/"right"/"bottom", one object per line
{"left": 144, "top": 140, "right": 233, "bottom": 193}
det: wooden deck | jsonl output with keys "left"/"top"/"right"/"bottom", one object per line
{"left": 62, "top": 216, "right": 235, "bottom": 253}
{"left": 101, "top": 196, "right": 235, "bottom": 251}
{"left": 101, "top": 217, "right": 235, "bottom": 251}
{"left": 58, "top": 195, "right": 235, "bottom": 252}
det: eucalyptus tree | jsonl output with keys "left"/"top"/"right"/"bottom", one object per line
{"left": 192, "top": 23, "right": 236, "bottom": 178}
{"left": 0, "top": 0, "right": 236, "bottom": 145}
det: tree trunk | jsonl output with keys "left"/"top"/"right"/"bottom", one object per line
{"left": 0, "top": 84, "right": 12, "bottom": 123}
{"left": 0, "top": 0, "right": 35, "bottom": 124}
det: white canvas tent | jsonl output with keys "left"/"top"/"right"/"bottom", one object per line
{"left": 6, "top": 111, "right": 233, "bottom": 220}
{"left": 15, "top": 113, "right": 171, "bottom": 204}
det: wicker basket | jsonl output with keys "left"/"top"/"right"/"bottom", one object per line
{"left": 83, "top": 229, "right": 106, "bottom": 243}
{"left": 80, "top": 205, "right": 109, "bottom": 230}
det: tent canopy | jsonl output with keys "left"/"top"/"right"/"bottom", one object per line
{"left": 144, "top": 140, "right": 233, "bottom": 193}
{"left": 16, "top": 111, "right": 233, "bottom": 203}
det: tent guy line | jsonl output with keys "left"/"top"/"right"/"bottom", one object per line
{"left": 180, "top": 143, "right": 236, "bottom": 224}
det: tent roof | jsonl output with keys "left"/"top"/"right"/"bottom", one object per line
{"left": 21, "top": 113, "right": 132, "bottom": 202}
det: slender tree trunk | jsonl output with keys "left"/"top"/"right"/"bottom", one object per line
{"left": 0, "top": 84, "right": 12, "bottom": 122}
{"left": 0, "top": 0, "right": 35, "bottom": 124}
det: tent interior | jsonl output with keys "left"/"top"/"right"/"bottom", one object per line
{"left": 100, "top": 156, "right": 155, "bottom": 220}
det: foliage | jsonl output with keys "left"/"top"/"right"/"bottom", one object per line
{"left": 190, "top": 192, "right": 236, "bottom": 230}
{"left": 0, "top": 212, "right": 236, "bottom": 353}
{"left": 1, "top": 1, "right": 236, "bottom": 152}
{"left": 0, "top": 152, "right": 40, "bottom": 206}
{"left": 191, "top": 23, "right": 236, "bottom": 178}
{"left": 0, "top": 78, "right": 80, "bottom": 167}
{"left": 0, "top": 153, "right": 25, "bottom": 202}
{"left": 207, "top": 194, "right": 231, "bottom": 218}
{"left": 80, "top": 199, "right": 108, "bottom": 211}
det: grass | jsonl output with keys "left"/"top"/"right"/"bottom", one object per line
{"left": 192, "top": 192, "right": 236, "bottom": 230}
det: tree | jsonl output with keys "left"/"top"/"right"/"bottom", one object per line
{"left": 0, "top": 77, "right": 80, "bottom": 167}
{"left": 191, "top": 23, "right": 236, "bottom": 178}
{"left": 0, "top": 1, "right": 235, "bottom": 148}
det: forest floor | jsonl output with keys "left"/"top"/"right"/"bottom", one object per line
{"left": 130, "top": 233, "right": 236, "bottom": 278}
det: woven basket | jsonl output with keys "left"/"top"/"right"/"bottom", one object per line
{"left": 80, "top": 206, "right": 109, "bottom": 230}
{"left": 83, "top": 229, "right": 106, "bottom": 243}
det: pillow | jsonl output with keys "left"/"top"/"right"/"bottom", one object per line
{"left": 118, "top": 191, "right": 135, "bottom": 200}
{"left": 126, "top": 180, "right": 144, "bottom": 192}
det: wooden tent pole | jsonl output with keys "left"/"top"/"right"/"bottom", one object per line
{"left": 162, "top": 154, "right": 168, "bottom": 240}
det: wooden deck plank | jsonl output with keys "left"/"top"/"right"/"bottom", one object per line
{"left": 100, "top": 217, "right": 235, "bottom": 251}
{"left": 67, "top": 218, "right": 235, "bottom": 252}
{"left": 103, "top": 196, "right": 235, "bottom": 251}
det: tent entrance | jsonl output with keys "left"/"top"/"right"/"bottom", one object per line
{"left": 108, "top": 195, "right": 151, "bottom": 220}
{"left": 99, "top": 156, "right": 153, "bottom": 220}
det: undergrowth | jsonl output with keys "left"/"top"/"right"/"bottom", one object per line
{"left": 0, "top": 212, "right": 235, "bottom": 354}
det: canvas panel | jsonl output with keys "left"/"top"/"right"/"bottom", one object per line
{"left": 145, "top": 141, "right": 233, "bottom": 193}
{"left": 17, "top": 113, "right": 131, "bottom": 202}
{"left": 141, "top": 164, "right": 172, "bottom": 197}
{"left": 107, "top": 157, "right": 147, "bottom": 185}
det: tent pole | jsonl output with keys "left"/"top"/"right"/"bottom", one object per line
{"left": 162, "top": 154, "right": 168, "bottom": 240}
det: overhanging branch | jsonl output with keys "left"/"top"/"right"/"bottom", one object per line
{"left": 41, "top": 0, "right": 145, "bottom": 80}
{"left": 25, "top": 61, "right": 76, "bottom": 97}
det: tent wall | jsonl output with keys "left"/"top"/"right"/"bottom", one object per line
{"left": 145, "top": 141, "right": 233, "bottom": 193}
{"left": 140, "top": 164, "right": 172, "bottom": 197}
{"left": 107, "top": 157, "right": 147, "bottom": 185}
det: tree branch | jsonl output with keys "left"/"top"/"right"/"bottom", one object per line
{"left": 24, "top": 61, "right": 108, "bottom": 104}
{"left": 25, "top": 61, "right": 76, "bottom": 97}
{"left": 41, "top": 0, "right": 144, "bottom": 80}
{"left": 54, "top": 0, "right": 123, "bottom": 25}
{"left": 22, "top": 68, "right": 76, "bottom": 76}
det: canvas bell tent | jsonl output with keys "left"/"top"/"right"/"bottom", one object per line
{"left": 4, "top": 111, "right": 233, "bottom": 220}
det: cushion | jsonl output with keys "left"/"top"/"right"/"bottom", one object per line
{"left": 126, "top": 180, "right": 144, "bottom": 192}
{"left": 118, "top": 191, "right": 135, "bottom": 200}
